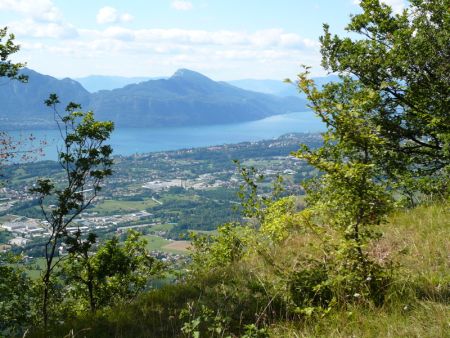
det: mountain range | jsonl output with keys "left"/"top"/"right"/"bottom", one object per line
{"left": 75, "top": 74, "right": 339, "bottom": 96}
{"left": 0, "top": 68, "right": 308, "bottom": 130}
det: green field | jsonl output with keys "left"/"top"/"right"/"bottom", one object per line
{"left": 142, "top": 234, "right": 190, "bottom": 254}
{"left": 93, "top": 199, "right": 157, "bottom": 213}
{"left": 190, "top": 229, "right": 218, "bottom": 235}
{"left": 26, "top": 257, "right": 47, "bottom": 279}
{"left": 143, "top": 234, "right": 170, "bottom": 250}
{"left": 148, "top": 223, "right": 175, "bottom": 232}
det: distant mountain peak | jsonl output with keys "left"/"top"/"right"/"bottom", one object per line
{"left": 171, "top": 69, "right": 212, "bottom": 81}
{"left": 0, "top": 67, "right": 308, "bottom": 130}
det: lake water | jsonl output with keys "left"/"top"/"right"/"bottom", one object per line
{"left": 9, "top": 111, "right": 324, "bottom": 161}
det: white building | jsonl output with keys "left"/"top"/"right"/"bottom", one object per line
{"left": 9, "top": 237, "right": 30, "bottom": 246}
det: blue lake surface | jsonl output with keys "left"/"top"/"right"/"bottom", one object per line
{"left": 9, "top": 111, "right": 324, "bottom": 161}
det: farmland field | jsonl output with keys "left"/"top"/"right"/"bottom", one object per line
{"left": 93, "top": 199, "right": 157, "bottom": 213}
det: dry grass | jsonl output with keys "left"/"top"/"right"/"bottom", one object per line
{"left": 163, "top": 240, "right": 191, "bottom": 252}
{"left": 270, "top": 301, "right": 449, "bottom": 337}
{"left": 269, "top": 202, "right": 450, "bottom": 337}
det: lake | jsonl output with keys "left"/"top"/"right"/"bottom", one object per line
{"left": 9, "top": 111, "right": 324, "bottom": 161}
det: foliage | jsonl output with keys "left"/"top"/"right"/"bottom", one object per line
{"left": 188, "top": 0, "right": 450, "bottom": 320}
{"left": 193, "top": 156, "right": 392, "bottom": 316}
{"left": 180, "top": 303, "right": 231, "bottom": 338}
{"left": 27, "top": 202, "right": 449, "bottom": 337}
{"left": 276, "top": 0, "right": 450, "bottom": 310}
{"left": 2, "top": 1, "right": 449, "bottom": 336}
{"left": 190, "top": 222, "right": 251, "bottom": 270}
{"left": 0, "top": 27, "right": 44, "bottom": 336}
{"left": 190, "top": 161, "right": 290, "bottom": 271}
{"left": 234, "top": 159, "right": 284, "bottom": 223}
{"left": 0, "top": 27, "right": 45, "bottom": 171}
{"left": 30, "top": 94, "right": 114, "bottom": 327}
{"left": 61, "top": 230, "right": 164, "bottom": 313}
{"left": 0, "top": 26, "right": 27, "bottom": 82}
{"left": 0, "top": 254, "right": 36, "bottom": 336}
{"left": 318, "top": 0, "right": 450, "bottom": 198}
{"left": 291, "top": 121, "right": 394, "bottom": 305}
{"left": 260, "top": 196, "right": 297, "bottom": 242}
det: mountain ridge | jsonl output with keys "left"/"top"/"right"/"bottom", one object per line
{"left": 0, "top": 68, "right": 307, "bottom": 130}
{"left": 75, "top": 73, "right": 339, "bottom": 96}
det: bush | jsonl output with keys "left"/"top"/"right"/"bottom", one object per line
{"left": 290, "top": 264, "right": 332, "bottom": 308}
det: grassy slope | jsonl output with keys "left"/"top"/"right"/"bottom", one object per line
{"left": 36, "top": 202, "right": 449, "bottom": 337}
{"left": 271, "top": 202, "right": 450, "bottom": 337}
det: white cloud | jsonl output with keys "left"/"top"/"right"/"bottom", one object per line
{"left": 0, "top": 0, "right": 78, "bottom": 39}
{"left": 96, "top": 7, "right": 117, "bottom": 24}
{"left": 102, "top": 26, "right": 136, "bottom": 41}
{"left": 96, "top": 6, "right": 134, "bottom": 25}
{"left": 171, "top": 0, "right": 193, "bottom": 11}
{"left": 0, "top": 0, "right": 62, "bottom": 22}
{"left": 353, "top": 0, "right": 405, "bottom": 14}
{"left": 23, "top": 26, "right": 322, "bottom": 79}
{"left": 81, "top": 27, "right": 318, "bottom": 50}
{"left": 9, "top": 19, "right": 77, "bottom": 39}
{"left": 0, "top": 0, "right": 323, "bottom": 78}
{"left": 120, "top": 13, "right": 134, "bottom": 23}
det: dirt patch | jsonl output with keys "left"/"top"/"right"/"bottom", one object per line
{"left": 163, "top": 240, "right": 191, "bottom": 252}
{"left": 0, "top": 244, "right": 11, "bottom": 251}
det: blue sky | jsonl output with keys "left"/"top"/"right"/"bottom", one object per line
{"left": 0, "top": 0, "right": 405, "bottom": 80}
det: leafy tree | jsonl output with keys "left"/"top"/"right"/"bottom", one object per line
{"left": 0, "top": 27, "right": 38, "bottom": 170}
{"left": 0, "top": 254, "right": 35, "bottom": 336}
{"left": 62, "top": 230, "right": 163, "bottom": 313}
{"left": 284, "top": 0, "right": 449, "bottom": 306}
{"left": 30, "top": 95, "right": 114, "bottom": 327}
{"left": 317, "top": 0, "right": 449, "bottom": 198}
{"left": 61, "top": 231, "right": 99, "bottom": 313}
{"left": 0, "top": 27, "right": 42, "bottom": 336}
{"left": 233, "top": 159, "right": 284, "bottom": 224}
{"left": 0, "top": 26, "right": 27, "bottom": 82}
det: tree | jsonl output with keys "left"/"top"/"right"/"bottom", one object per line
{"left": 62, "top": 230, "right": 163, "bottom": 313}
{"left": 0, "top": 26, "right": 27, "bottom": 82}
{"left": 61, "top": 231, "right": 99, "bottom": 313}
{"left": 282, "top": 0, "right": 449, "bottom": 306}
{"left": 0, "top": 27, "right": 41, "bottom": 336}
{"left": 30, "top": 95, "right": 114, "bottom": 327}
{"left": 317, "top": 0, "right": 449, "bottom": 198}
{"left": 0, "top": 254, "right": 35, "bottom": 336}
{"left": 291, "top": 91, "right": 393, "bottom": 304}
{"left": 0, "top": 27, "right": 45, "bottom": 173}
{"left": 0, "top": 27, "right": 31, "bottom": 169}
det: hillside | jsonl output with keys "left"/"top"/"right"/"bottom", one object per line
{"left": 34, "top": 202, "right": 450, "bottom": 337}
{"left": 0, "top": 68, "right": 90, "bottom": 130}
{"left": 75, "top": 75, "right": 339, "bottom": 97}
{"left": 0, "top": 68, "right": 307, "bottom": 129}
{"left": 89, "top": 69, "right": 306, "bottom": 127}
